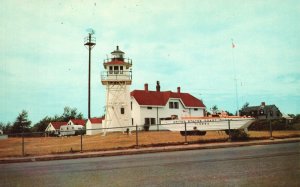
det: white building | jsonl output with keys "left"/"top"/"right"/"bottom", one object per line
{"left": 86, "top": 118, "right": 103, "bottom": 135}
{"left": 101, "top": 46, "right": 132, "bottom": 133}
{"left": 131, "top": 82, "right": 206, "bottom": 130}
{"left": 60, "top": 119, "right": 86, "bottom": 136}
{"left": 45, "top": 121, "right": 67, "bottom": 136}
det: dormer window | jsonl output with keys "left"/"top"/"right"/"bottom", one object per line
{"left": 169, "top": 101, "right": 179, "bottom": 109}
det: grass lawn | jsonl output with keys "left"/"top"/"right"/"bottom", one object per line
{"left": 0, "top": 130, "right": 300, "bottom": 158}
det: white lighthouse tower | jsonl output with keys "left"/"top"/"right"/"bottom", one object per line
{"left": 101, "top": 46, "right": 132, "bottom": 133}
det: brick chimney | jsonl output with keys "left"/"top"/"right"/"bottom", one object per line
{"left": 177, "top": 87, "right": 181, "bottom": 93}
{"left": 144, "top": 83, "right": 148, "bottom": 91}
{"left": 156, "top": 81, "right": 160, "bottom": 92}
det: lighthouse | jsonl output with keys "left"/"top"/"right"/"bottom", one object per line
{"left": 101, "top": 46, "right": 132, "bottom": 133}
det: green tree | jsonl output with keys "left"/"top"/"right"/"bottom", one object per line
{"left": 211, "top": 105, "right": 218, "bottom": 114}
{"left": 32, "top": 106, "right": 84, "bottom": 132}
{"left": 11, "top": 110, "right": 32, "bottom": 134}
{"left": 288, "top": 114, "right": 295, "bottom": 118}
{"left": 242, "top": 102, "right": 250, "bottom": 109}
{"left": 225, "top": 111, "right": 234, "bottom": 116}
{"left": 60, "top": 106, "right": 83, "bottom": 121}
{"left": 32, "top": 116, "right": 53, "bottom": 132}
{"left": 0, "top": 122, "right": 12, "bottom": 134}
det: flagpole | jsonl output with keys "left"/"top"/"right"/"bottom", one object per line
{"left": 232, "top": 39, "right": 239, "bottom": 116}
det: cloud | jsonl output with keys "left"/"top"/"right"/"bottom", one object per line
{"left": 1, "top": 0, "right": 300, "bottom": 123}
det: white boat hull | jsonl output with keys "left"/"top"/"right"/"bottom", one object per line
{"left": 160, "top": 117, "right": 255, "bottom": 132}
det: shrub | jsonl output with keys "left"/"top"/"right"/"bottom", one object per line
{"left": 230, "top": 130, "right": 249, "bottom": 141}
{"left": 248, "top": 119, "right": 294, "bottom": 131}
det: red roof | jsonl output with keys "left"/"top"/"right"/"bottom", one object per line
{"left": 89, "top": 117, "right": 103, "bottom": 124}
{"left": 50, "top": 122, "right": 68, "bottom": 130}
{"left": 103, "top": 60, "right": 131, "bottom": 68}
{"left": 131, "top": 90, "right": 205, "bottom": 108}
{"left": 104, "top": 60, "right": 126, "bottom": 65}
{"left": 70, "top": 119, "right": 86, "bottom": 126}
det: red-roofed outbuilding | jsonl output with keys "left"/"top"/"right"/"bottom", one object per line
{"left": 68, "top": 119, "right": 86, "bottom": 126}
{"left": 86, "top": 117, "right": 104, "bottom": 135}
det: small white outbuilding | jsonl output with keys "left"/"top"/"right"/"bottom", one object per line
{"left": 86, "top": 118, "right": 103, "bottom": 135}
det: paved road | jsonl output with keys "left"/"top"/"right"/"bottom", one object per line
{"left": 1, "top": 142, "right": 300, "bottom": 187}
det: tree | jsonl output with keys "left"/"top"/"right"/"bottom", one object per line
{"left": 225, "top": 111, "right": 234, "bottom": 116}
{"left": 242, "top": 102, "right": 250, "bottom": 109}
{"left": 211, "top": 105, "right": 218, "bottom": 114}
{"left": 32, "top": 116, "right": 53, "bottom": 132}
{"left": 0, "top": 122, "right": 12, "bottom": 134}
{"left": 60, "top": 106, "right": 83, "bottom": 121}
{"left": 288, "top": 114, "right": 295, "bottom": 118}
{"left": 32, "top": 106, "right": 84, "bottom": 132}
{"left": 11, "top": 110, "right": 32, "bottom": 134}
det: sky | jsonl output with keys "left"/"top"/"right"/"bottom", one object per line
{"left": 1, "top": 0, "right": 300, "bottom": 124}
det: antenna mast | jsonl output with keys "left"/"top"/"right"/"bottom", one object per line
{"left": 232, "top": 39, "right": 239, "bottom": 116}
{"left": 84, "top": 29, "right": 96, "bottom": 119}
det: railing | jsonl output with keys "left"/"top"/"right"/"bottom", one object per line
{"left": 0, "top": 120, "right": 281, "bottom": 158}
{"left": 101, "top": 71, "right": 132, "bottom": 81}
{"left": 84, "top": 36, "right": 96, "bottom": 45}
{"left": 103, "top": 58, "right": 132, "bottom": 65}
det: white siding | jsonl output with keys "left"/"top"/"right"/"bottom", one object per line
{"left": 86, "top": 120, "right": 102, "bottom": 135}
{"left": 60, "top": 124, "right": 84, "bottom": 136}
{"left": 45, "top": 124, "right": 55, "bottom": 132}
{"left": 131, "top": 97, "right": 205, "bottom": 131}
{"left": 131, "top": 97, "right": 141, "bottom": 126}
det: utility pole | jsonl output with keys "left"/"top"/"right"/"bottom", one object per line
{"left": 84, "top": 29, "right": 96, "bottom": 119}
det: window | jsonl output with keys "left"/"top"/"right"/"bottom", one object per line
{"left": 114, "top": 66, "right": 119, "bottom": 74}
{"left": 145, "top": 118, "right": 156, "bottom": 125}
{"left": 194, "top": 108, "right": 198, "bottom": 111}
{"left": 169, "top": 101, "right": 179, "bottom": 109}
{"left": 109, "top": 66, "right": 113, "bottom": 74}
{"left": 120, "top": 66, "right": 123, "bottom": 74}
{"left": 131, "top": 102, "right": 133, "bottom": 110}
{"left": 147, "top": 107, "right": 152, "bottom": 110}
{"left": 151, "top": 118, "right": 156, "bottom": 125}
{"left": 121, "top": 107, "right": 125, "bottom": 114}
{"left": 145, "top": 118, "right": 150, "bottom": 125}
{"left": 260, "top": 109, "right": 264, "bottom": 115}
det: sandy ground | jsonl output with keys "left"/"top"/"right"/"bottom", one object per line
{"left": 0, "top": 130, "right": 300, "bottom": 157}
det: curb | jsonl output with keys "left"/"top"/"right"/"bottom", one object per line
{"left": 1, "top": 137, "right": 300, "bottom": 164}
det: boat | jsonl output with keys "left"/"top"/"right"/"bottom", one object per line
{"left": 160, "top": 114, "right": 255, "bottom": 136}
